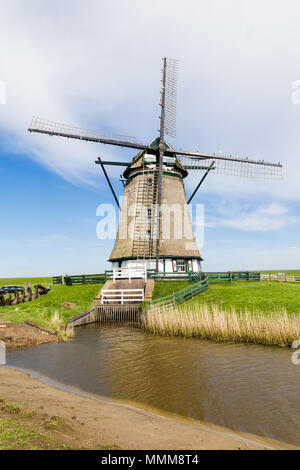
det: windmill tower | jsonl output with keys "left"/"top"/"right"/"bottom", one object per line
{"left": 28, "top": 58, "right": 282, "bottom": 278}
{"left": 107, "top": 137, "right": 202, "bottom": 276}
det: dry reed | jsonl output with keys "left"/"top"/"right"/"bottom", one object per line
{"left": 48, "top": 311, "right": 64, "bottom": 332}
{"left": 141, "top": 304, "right": 300, "bottom": 347}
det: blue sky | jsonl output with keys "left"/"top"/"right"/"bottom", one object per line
{"left": 1, "top": 0, "right": 300, "bottom": 277}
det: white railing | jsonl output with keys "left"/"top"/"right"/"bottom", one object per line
{"left": 101, "top": 289, "right": 144, "bottom": 304}
{"left": 112, "top": 267, "right": 147, "bottom": 284}
{"left": 260, "top": 273, "right": 300, "bottom": 282}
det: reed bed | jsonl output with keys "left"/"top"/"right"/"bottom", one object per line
{"left": 141, "top": 303, "right": 300, "bottom": 348}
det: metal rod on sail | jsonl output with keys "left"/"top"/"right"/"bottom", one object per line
{"left": 96, "top": 157, "right": 120, "bottom": 209}
{"left": 188, "top": 161, "right": 215, "bottom": 204}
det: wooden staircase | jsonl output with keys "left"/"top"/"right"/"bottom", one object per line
{"left": 132, "top": 168, "right": 159, "bottom": 260}
{"left": 93, "top": 277, "right": 155, "bottom": 323}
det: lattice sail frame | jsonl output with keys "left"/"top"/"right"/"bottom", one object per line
{"left": 164, "top": 58, "right": 179, "bottom": 139}
{"left": 29, "top": 117, "right": 138, "bottom": 144}
{"left": 180, "top": 155, "right": 283, "bottom": 180}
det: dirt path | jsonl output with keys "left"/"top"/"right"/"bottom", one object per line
{"left": 0, "top": 366, "right": 294, "bottom": 450}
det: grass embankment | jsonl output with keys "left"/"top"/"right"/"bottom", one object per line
{"left": 143, "top": 304, "right": 300, "bottom": 347}
{"left": 146, "top": 280, "right": 300, "bottom": 347}
{"left": 188, "top": 281, "right": 300, "bottom": 314}
{"left": 152, "top": 280, "right": 191, "bottom": 299}
{"left": 0, "top": 277, "right": 102, "bottom": 332}
{"left": 0, "top": 400, "right": 69, "bottom": 450}
{"left": 2, "top": 275, "right": 300, "bottom": 347}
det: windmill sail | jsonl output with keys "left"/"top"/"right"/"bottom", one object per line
{"left": 28, "top": 117, "right": 144, "bottom": 150}
{"left": 175, "top": 154, "right": 282, "bottom": 180}
{"left": 163, "top": 58, "right": 179, "bottom": 139}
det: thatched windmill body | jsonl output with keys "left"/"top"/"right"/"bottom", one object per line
{"left": 28, "top": 58, "right": 282, "bottom": 277}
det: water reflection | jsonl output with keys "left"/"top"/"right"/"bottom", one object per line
{"left": 7, "top": 324, "right": 300, "bottom": 446}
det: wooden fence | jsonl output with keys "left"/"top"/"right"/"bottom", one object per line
{"left": 148, "top": 277, "right": 209, "bottom": 309}
{"left": 0, "top": 285, "right": 50, "bottom": 307}
{"left": 204, "top": 272, "right": 260, "bottom": 282}
{"left": 260, "top": 273, "right": 300, "bottom": 282}
{"left": 54, "top": 270, "right": 300, "bottom": 286}
{"left": 53, "top": 274, "right": 106, "bottom": 285}
{"left": 53, "top": 270, "right": 261, "bottom": 286}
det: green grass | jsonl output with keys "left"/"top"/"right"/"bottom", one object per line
{"left": 152, "top": 280, "right": 192, "bottom": 299}
{"left": 0, "top": 417, "right": 53, "bottom": 450}
{"left": 0, "top": 276, "right": 52, "bottom": 286}
{"left": 0, "top": 400, "right": 67, "bottom": 450}
{"left": 2, "top": 274, "right": 300, "bottom": 330}
{"left": 153, "top": 279, "right": 300, "bottom": 315}
{"left": 0, "top": 276, "right": 102, "bottom": 328}
{"left": 187, "top": 281, "right": 300, "bottom": 315}
{"left": 147, "top": 277, "right": 300, "bottom": 347}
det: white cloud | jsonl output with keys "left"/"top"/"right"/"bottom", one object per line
{"left": 205, "top": 203, "right": 300, "bottom": 231}
{"left": 0, "top": 0, "right": 299, "bottom": 201}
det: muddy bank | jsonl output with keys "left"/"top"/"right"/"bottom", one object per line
{"left": 0, "top": 366, "right": 294, "bottom": 450}
{"left": 0, "top": 323, "right": 58, "bottom": 349}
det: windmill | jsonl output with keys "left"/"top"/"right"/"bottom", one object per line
{"left": 28, "top": 58, "right": 282, "bottom": 277}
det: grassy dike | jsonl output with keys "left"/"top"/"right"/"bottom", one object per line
{"left": 2, "top": 275, "right": 300, "bottom": 347}
{"left": 148, "top": 279, "right": 300, "bottom": 348}
{"left": 142, "top": 303, "right": 300, "bottom": 348}
{"left": 0, "top": 277, "right": 103, "bottom": 334}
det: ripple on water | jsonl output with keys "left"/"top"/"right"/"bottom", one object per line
{"left": 7, "top": 324, "right": 300, "bottom": 446}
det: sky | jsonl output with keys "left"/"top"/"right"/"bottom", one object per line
{"left": 0, "top": 0, "right": 300, "bottom": 277}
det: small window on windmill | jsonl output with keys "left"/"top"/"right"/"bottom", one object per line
{"left": 177, "top": 260, "right": 186, "bottom": 272}
{"left": 144, "top": 154, "right": 156, "bottom": 165}
{"left": 163, "top": 156, "right": 176, "bottom": 167}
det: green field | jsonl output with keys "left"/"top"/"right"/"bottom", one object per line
{"left": 0, "top": 277, "right": 52, "bottom": 286}
{"left": 1, "top": 275, "right": 300, "bottom": 332}
{"left": 152, "top": 280, "right": 191, "bottom": 300}
{"left": 153, "top": 279, "right": 300, "bottom": 314}
{"left": 149, "top": 278, "right": 300, "bottom": 347}
{"left": 188, "top": 281, "right": 300, "bottom": 314}
{"left": 0, "top": 277, "right": 102, "bottom": 329}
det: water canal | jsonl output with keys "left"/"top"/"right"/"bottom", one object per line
{"left": 7, "top": 324, "right": 300, "bottom": 446}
